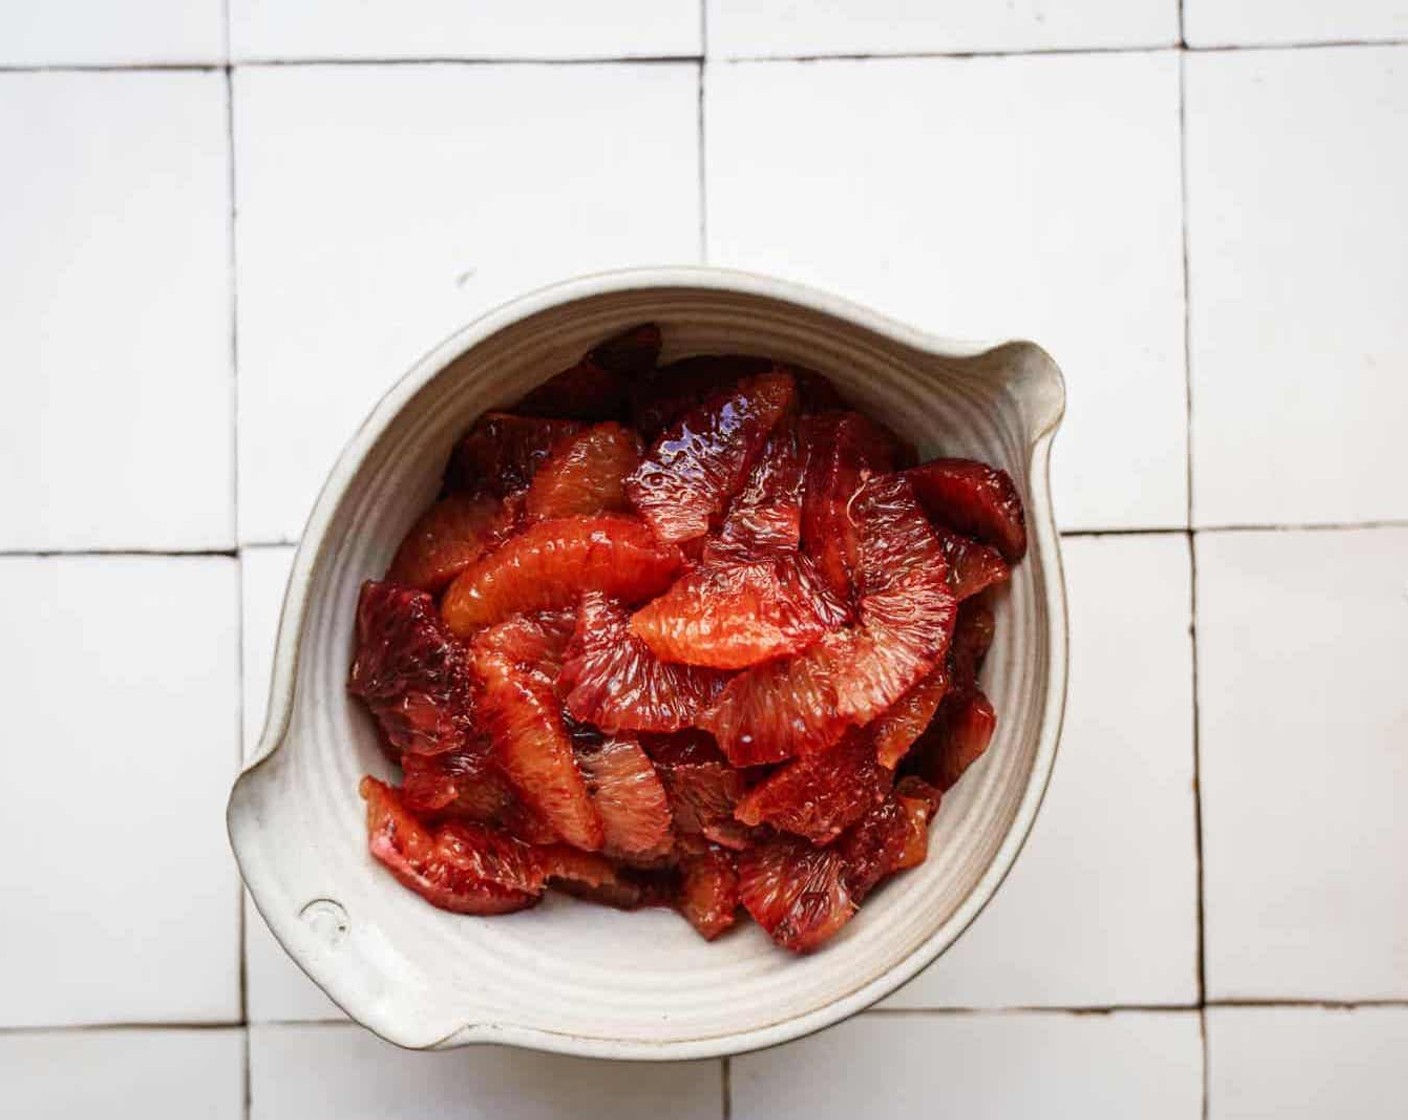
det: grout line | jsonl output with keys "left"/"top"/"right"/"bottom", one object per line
{"left": 1177, "top": 46, "right": 1210, "bottom": 1041}
{"left": 242, "top": 1025, "right": 253, "bottom": 1120}
{"left": 8, "top": 999, "right": 1404, "bottom": 1039}
{"left": 0, "top": 547, "right": 239, "bottom": 558}
{"left": 721, "top": 1055, "right": 732, "bottom": 1120}
{"left": 1061, "top": 519, "right": 1408, "bottom": 539}
{"left": 7, "top": 519, "right": 1402, "bottom": 560}
{"left": 1183, "top": 37, "right": 1408, "bottom": 53}
{"left": 0, "top": 62, "right": 224, "bottom": 73}
{"left": 1199, "top": 1007, "right": 1210, "bottom": 1120}
{"left": 1208, "top": 998, "right": 1408, "bottom": 1010}
{"left": 233, "top": 55, "right": 702, "bottom": 68}
{"left": 225, "top": 58, "right": 244, "bottom": 611}
{"left": 0, "top": 1022, "right": 247, "bottom": 1036}
{"left": 1060, "top": 527, "right": 1191, "bottom": 539}
{"left": 697, "top": 59, "right": 708, "bottom": 263}
{"left": 865, "top": 1003, "right": 1201, "bottom": 1017}
{"left": 1193, "top": 519, "right": 1408, "bottom": 534}
{"left": 1177, "top": 0, "right": 1188, "bottom": 48}
{"left": 2, "top": 37, "right": 1405, "bottom": 77}
{"left": 1179, "top": 50, "right": 1195, "bottom": 531}
{"left": 1187, "top": 533, "right": 1209, "bottom": 1001}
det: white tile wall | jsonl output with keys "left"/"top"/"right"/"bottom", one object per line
{"left": 3, "top": 2, "right": 1407, "bottom": 1114}
{"left": 248, "top": 1023, "right": 722, "bottom": 1119}
{"left": 707, "top": 0, "right": 1179, "bottom": 58}
{"left": 1207, "top": 1006, "right": 1408, "bottom": 1120}
{"left": 1184, "top": 0, "right": 1408, "bottom": 47}
{"left": 1186, "top": 47, "right": 1408, "bottom": 528}
{"left": 0, "top": 1028, "right": 244, "bottom": 1120}
{"left": 0, "top": 557, "right": 241, "bottom": 1027}
{"left": 233, "top": 63, "right": 701, "bottom": 544}
{"left": 886, "top": 534, "right": 1199, "bottom": 1008}
{"left": 706, "top": 52, "right": 1188, "bottom": 531}
{"left": 0, "top": 72, "right": 234, "bottom": 551}
{"left": 1197, "top": 528, "right": 1408, "bottom": 1001}
{"left": 731, "top": 1011, "right": 1204, "bottom": 1119}
{"left": 0, "top": 0, "right": 225, "bottom": 67}
{"left": 229, "top": 0, "right": 701, "bottom": 62}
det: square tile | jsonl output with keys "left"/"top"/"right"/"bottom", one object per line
{"left": 0, "top": 556, "right": 241, "bottom": 1027}
{"left": 249, "top": 1023, "right": 721, "bottom": 1119}
{"left": 1207, "top": 1006, "right": 1408, "bottom": 1119}
{"left": 706, "top": 53, "right": 1187, "bottom": 531}
{"left": 707, "top": 0, "right": 1177, "bottom": 58}
{"left": 230, "top": 0, "right": 700, "bottom": 61}
{"left": 1197, "top": 528, "right": 1408, "bottom": 1000}
{"left": 0, "top": 1028, "right": 244, "bottom": 1120}
{"left": 1186, "top": 47, "right": 1408, "bottom": 527}
{"left": 732, "top": 1011, "right": 1203, "bottom": 1119}
{"left": 235, "top": 63, "right": 701, "bottom": 544}
{"left": 886, "top": 533, "right": 1199, "bottom": 1007}
{"left": 1184, "top": 0, "right": 1408, "bottom": 47}
{"left": 0, "top": 72, "right": 234, "bottom": 551}
{"left": 240, "top": 544, "right": 344, "bottom": 1021}
{"left": 0, "top": 0, "right": 224, "bottom": 66}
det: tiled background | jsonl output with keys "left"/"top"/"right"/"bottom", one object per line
{"left": 1, "top": 1, "right": 1405, "bottom": 1116}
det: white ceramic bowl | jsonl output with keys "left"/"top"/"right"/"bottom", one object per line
{"left": 228, "top": 266, "right": 1068, "bottom": 1060}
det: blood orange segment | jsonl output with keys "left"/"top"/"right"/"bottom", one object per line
{"left": 523, "top": 422, "right": 643, "bottom": 520}
{"left": 348, "top": 580, "right": 476, "bottom": 758}
{"left": 937, "top": 528, "right": 1011, "bottom": 601}
{"left": 471, "top": 609, "right": 578, "bottom": 682}
{"left": 905, "top": 458, "right": 1028, "bottom": 562}
{"left": 734, "top": 729, "right": 892, "bottom": 845}
{"left": 471, "top": 645, "right": 603, "bottom": 851}
{"left": 399, "top": 744, "right": 496, "bottom": 815}
{"left": 515, "top": 323, "right": 660, "bottom": 422}
{"left": 893, "top": 776, "right": 942, "bottom": 869}
{"left": 539, "top": 846, "right": 657, "bottom": 909}
{"left": 630, "top": 553, "right": 848, "bottom": 671}
{"left": 626, "top": 369, "right": 797, "bottom": 544}
{"left": 400, "top": 747, "right": 558, "bottom": 844}
{"left": 444, "top": 412, "right": 582, "bottom": 497}
{"left": 441, "top": 515, "right": 682, "bottom": 635}
{"left": 642, "top": 731, "right": 752, "bottom": 850}
{"left": 798, "top": 411, "right": 902, "bottom": 599}
{"left": 629, "top": 353, "right": 774, "bottom": 437}
{"left": 950, "top": 599, "right": 996, "bottom": 687}
{"left": 676, "top": 843, "right": 740, "bottom": 940}
{"left": 386, "top": 493, "right": 518, "bottom": 593}
{"left": 699, "top": 477, "right": 955, "bottom": 764}
{"left": 836, "top": 576, "right": 955, "bottom": 727}
{"left": 695, "top": 632, "right": 852, "bottom": 765}
{"left": 871, "top": 668, "right": 950, "bottom": 769}
{"left": 360, "top": 777, "right": 545, "bottom": 915}
{"left": 738, "top": 834, "right": 857, "bottom": 953}
{"left": 836, "top": 775, "right": 942, "bottom": 900}
{"left": 574, "top": 733, "right": 674, "bottom": 861}
{"left": 560, "top": 592, "right": 729, "bottom": 733}
{"left": 835, "top": 474, "right": 957, "bottom": 724}
{"left": 705, "top": 420, "right": 805, "bottom": 559}
{"left": 835, "top": 798, "right": 910, "bottom": 902}
{"left": 912, "top": 686, "right": 998, "bottom": 792}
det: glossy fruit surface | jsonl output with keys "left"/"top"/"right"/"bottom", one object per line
{"left": 350, "top": 325, "right": 1027, "bottom": 954}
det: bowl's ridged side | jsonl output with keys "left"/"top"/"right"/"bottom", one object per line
{"left": 230, "top": 278, "right": 1065, "bottom": 1058}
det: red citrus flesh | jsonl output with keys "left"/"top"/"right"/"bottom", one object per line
{"left": 349, "top": 325, "right": 1025, "bottom": 953}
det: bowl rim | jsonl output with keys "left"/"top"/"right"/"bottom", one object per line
{"left": 229, "top": 264, "right": 1069, "bottom": 1060}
